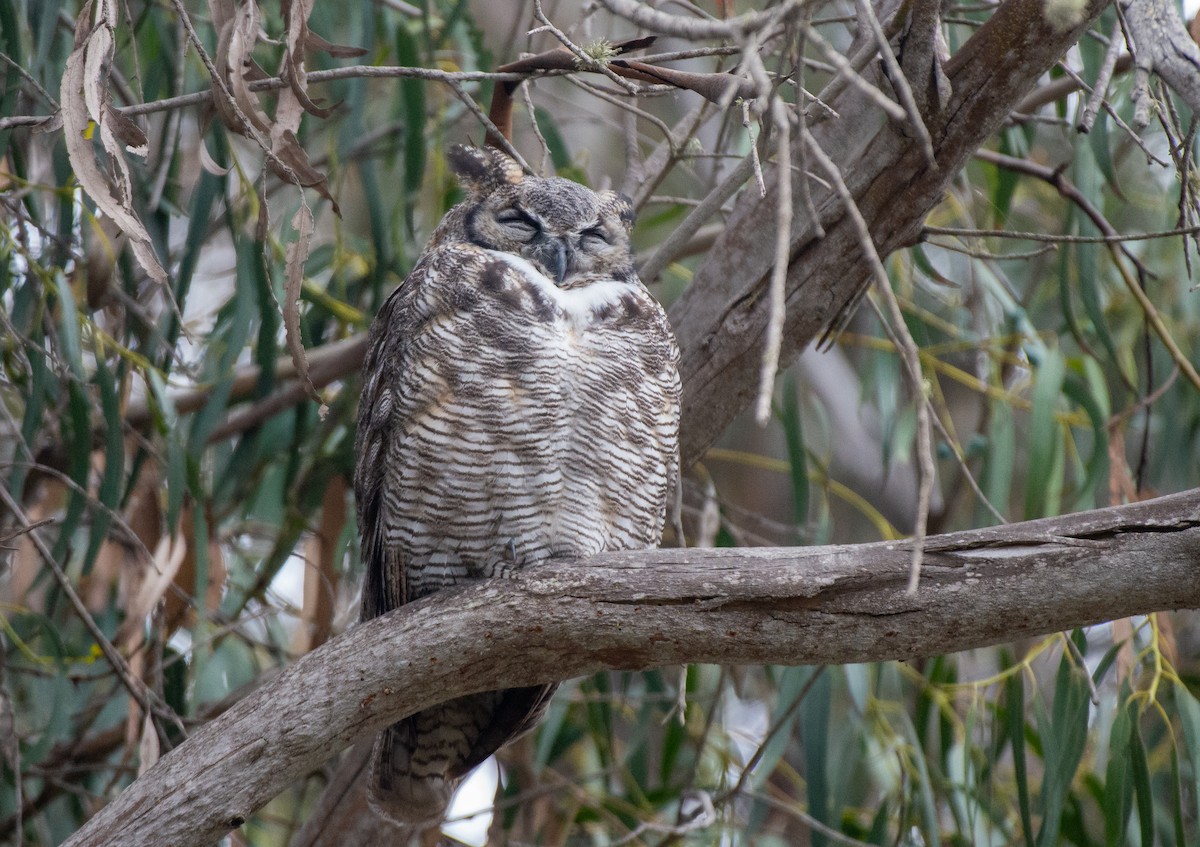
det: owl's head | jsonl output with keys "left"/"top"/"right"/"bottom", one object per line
{"left": 448, "top": 145, "right": 636, "bottom": 283}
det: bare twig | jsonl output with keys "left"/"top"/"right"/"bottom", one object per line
{"left": 597, "top": 0, "right": 804, "bottom": 40}
{"left": 923, "top": 222, "right": 1200, "bottom": 243}
{"left": 793, "top": 18, "right": 824, "bottom": 239}
{"left": 806, "top": 25, "right": 906, "bottom": 122}
{"left": 447, "top": 78, "right": 532, "bottom": 171}
{"left": 1015, "top": 53, "right": 1132, "bottom": 114}
{"left": 565, "top": 75, "right": 675, "bottom": 143}
{"left": 519, "top": 83, "right": 551, "bottom": 174}
{"left": 1078, "top": 16, "right": 1125, "bottom": 132}
{"left": 531, "top": 0, "right": 638, "bottom": 93}
{"left": 124, "top": 334, "right": 367, "bottom": 430}
{"left": 625, "top": 98, "right": 712, "bottom": 208}
{"left": 801, "top": 127, "right": 935, "bottom": 593}
{"left": 716, "top": 667, "right": 826, "bottom": 804}
{"left": 1054, "top": 60, "right": 1167, "bottom": 164}
{"left": 638, "top": 155, "right": 756, "bottom": 283}
{"left": 753, "top": 101, "right": 793, "bottom": 425}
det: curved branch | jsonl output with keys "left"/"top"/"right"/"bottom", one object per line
{"left": 64, "top": 489, "right": 1200, "bottom": 847}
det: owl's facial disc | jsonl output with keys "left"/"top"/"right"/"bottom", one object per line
{"left": 463, "top": 173, "right": 634, "bottom": 284}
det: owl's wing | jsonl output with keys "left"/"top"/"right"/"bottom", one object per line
{"left": 354, "top": 275, "right": 416, "bottom": 621}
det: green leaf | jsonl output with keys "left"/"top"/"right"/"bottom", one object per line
{"left": 584, "top": 672, "right": 615, "bottom": 771}
{"left": 395, "top": 25, "right": 427, "bottom": 196}
{"left": 1103, "top": 690, "right": 1134, "bottom": 846}
{"left": 990, "top": 132, "right": 1023, "bottom": 227}
{"left": 802, "top": 668, "right": 832, "bottom": 847}
{"left": 1174, "top": 682, "right": 1200, "bottom": 835}
{"left": 1061, "top": 363, "right": 1110, "bottom": 511}
{"left": 1007, "top": 671, "right": 1035, "bottom": 846}
{"left": 781, "top": 374, "right": 809, "bottom": 527}
{"left": 1025, "top": 348, "right": 1065, "bottom": 519}
{"left": 533, "top": 107, "right": 573, "bottom": 172}
{"left": 164, "top": 142, "right": 225, "bottom": 355}
{"left": 147, "top": 369, "right": 185, "bottom": 531}
{"left": 983, "top": 399, "right": 1015, "bottom": 523}
{"left": 0, "top": 0, "right": 23, "bottom": 155}
{"left": 81, "top": 354, "right": 123, "bottom": 569}
{"left": 1129, "top": 716, "right": 1154, "bottom": 846}
{"left": 52, "top": 271, "right": 85, "bottom": 382}
{"left": 1035, "top": 645, "right": 1091, "bottom": 847}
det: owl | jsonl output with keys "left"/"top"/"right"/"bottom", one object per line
{"left": 354, "top": 144, "right": 681, "bottom": 824}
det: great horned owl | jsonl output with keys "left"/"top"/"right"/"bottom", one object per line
{"left": 354, "top": 145, "right": 681, "bottom": 824}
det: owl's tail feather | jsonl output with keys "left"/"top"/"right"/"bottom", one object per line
{"left": 367, "top": 723, "right": 454, "bottom": 826}
{"left": 366, "top": 685, "right": 558, "bottom": 825}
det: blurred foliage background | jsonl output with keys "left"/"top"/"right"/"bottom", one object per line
{"left": 1, "top": 0, "right": 1200, "bottom": 844}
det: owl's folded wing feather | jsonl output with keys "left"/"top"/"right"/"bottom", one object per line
{"left": 354, "top": 277, "right": 419, "bottom": 621}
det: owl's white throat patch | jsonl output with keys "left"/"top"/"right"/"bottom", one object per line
{"left": 485, "top": 250, "right": 637, "bottom": 329}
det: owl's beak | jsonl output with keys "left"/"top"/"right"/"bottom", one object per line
{"left": 532, "top": 236, "right": 572, "bottom": 284}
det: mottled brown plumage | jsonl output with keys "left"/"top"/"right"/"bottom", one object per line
{"left": 355, "top": 145, "right": 680, "bottom": 824}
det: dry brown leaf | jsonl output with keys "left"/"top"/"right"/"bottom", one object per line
{"left": 205, "top": 0, "right": 341, "bottom": 216}
{"left": 198, "top": 138, "right": 231, "bottom": 176}
{"left": 60, "top": 0, "right": 166, "bottom": 286}
{"left": 136, "top": 711, "right": 160, "bottom": 777}
{"left": 266, "top": 129, "right": 340, "bottom": 214}
{"left": 105, "top": 104, "right": 148, "bottom": 155}
{"left": 213, "top": 0, "right": 273, "bottom": 138}
{"left": 115, "top": 531, "right": 187, "bottom": 652}
{"left": 269, "top": 129, "right": 341, "bottom": 215}
{"left": 304, "top": 31, "right": 368, "bottom": 59}
{"left": 280, "top": 0, "right": 335, "bottom": 120}
{"left": 206, "top": 0, "right": 235, "bottom": 32}
{"left": 84, "top": 538, "right": 125, "bottom": 614}
{"left": 283, "top": 204, "right": 326, "bottom": 413}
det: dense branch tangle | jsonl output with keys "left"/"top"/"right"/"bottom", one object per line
{"left": 25, "top": 0, "right": 1192, "bottom": 457}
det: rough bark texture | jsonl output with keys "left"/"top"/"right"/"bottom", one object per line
{"left": 1119, "top": 0, "right": 1200, "bottom": 119}
{"left": 670, "top": 0, "right": 1111, "bottom": 466}
{"left": 64, "top": 489, "right": 1200, "bottom": 847}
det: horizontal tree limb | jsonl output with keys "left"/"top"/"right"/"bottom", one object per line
{"left": 64, "top": 488, "right": 1200, "bottom": 847}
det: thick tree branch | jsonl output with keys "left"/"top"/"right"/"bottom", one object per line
{"left": 1119, "top": 0, "right": 1200, "bottom": 126}
{"left": 670, "top": 0, "right": 1112, "bottom": 465}
{"left": 64, "top": 488, "right": 1200, "bottom": 847}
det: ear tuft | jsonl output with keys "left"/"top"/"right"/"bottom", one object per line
{"left": 447, "top": 145, "right": 524, "bottom": 195}
{"left": 600, "top": 191, "right": 636, "bottom": 232}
